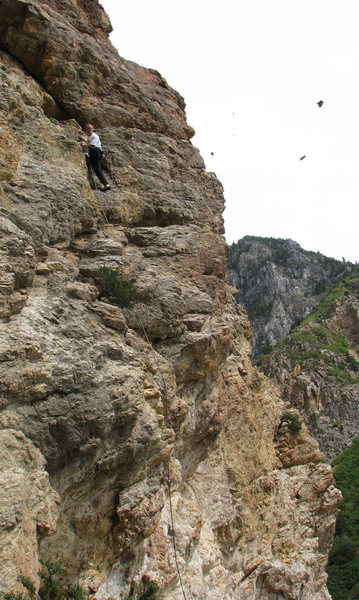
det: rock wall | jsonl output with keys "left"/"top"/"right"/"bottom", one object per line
{"left": 262, "top": 271, "right": 359, "bottom": 461}
{"left": 0, "top": 2, "right": 341, "bottom": 599}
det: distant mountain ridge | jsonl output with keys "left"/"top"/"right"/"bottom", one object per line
{"left": 228, "top": 236, "right": 351, "bottom": 357}
{"left": 260, "top": 267, "right": 359, "bottom": 460}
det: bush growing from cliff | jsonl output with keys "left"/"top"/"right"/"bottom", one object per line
{"left": 281, "top": 411, "right": 302, "bottom": 433}
{"left": 2, "top": 560, "right": 85, "bottom": 600}
{"left": 97, "top": 267, "right": 138, "bottom": 308}
{"left": 128, "top": 582, "right": 158, "bottom": 600}
{"left": 2, "top": 561, "right": 159, "bottom": 600}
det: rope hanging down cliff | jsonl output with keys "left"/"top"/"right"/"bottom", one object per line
{"left": 138, "top": 313, "right": 190, "bottom": 600}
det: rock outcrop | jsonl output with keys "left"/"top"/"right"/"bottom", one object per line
{"left": 0, "top": 2, "right": 341, "bottom": 599}
{"left": 261, "top": 269, "right": 359, "bottom": 461}
{"left": 228, "top": 236, "right": 350, "bottom": 357}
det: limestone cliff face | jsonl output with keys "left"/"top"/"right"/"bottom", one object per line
{"left": 0, "top": 2, "right": 341, "bottom": 599}
{"left": 228, "top": 237, "right": 350, "bottom": 357}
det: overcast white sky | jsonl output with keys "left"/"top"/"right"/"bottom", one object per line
{"left": 100, "top": 0, "right": 358, "bottom": 263}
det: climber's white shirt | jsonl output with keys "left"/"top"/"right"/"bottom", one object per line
{"left": 87, "top": 132, "right": 102, "bottom": 148}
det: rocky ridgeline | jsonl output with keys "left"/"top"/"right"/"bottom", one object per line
{"left": 260, "top": 269, "right": 359, "bottom": 461}
{"left": 0, "top": 2, "right": 341, "bottom": 599}
{"left": 228, "top": 236, "right": 350, "bottom": 357}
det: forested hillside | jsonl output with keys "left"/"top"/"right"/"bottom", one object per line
{"left": 327, "top": 438, "right": 359, "bottom": 600}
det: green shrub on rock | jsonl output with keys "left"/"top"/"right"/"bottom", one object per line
{"left": 97, "top": 267, "right": 138, "bottom": 308}
{"left": 1, "top": 561, "right": 160, "bottom": 600}
{"left": 281, "top": 411, "right": 302, "bottom": 434}
{"left": 130, "top": 582, "right": 158, "bottom": 600}
{"left": 1, "top": 560, "right": 85, "bottom": 600}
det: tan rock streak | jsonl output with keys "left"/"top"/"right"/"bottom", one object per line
{"left": 0, "top": 1, "right": 340, "bottom": 599}
{"left": 0, "top": 430, "right": 59, "bottom": 594}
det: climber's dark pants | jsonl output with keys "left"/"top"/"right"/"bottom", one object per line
{"left": 88, "top": 147, "right": 108, "bottom": 186}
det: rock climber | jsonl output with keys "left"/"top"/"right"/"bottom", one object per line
{"left": 79, "top": 123, "right": 111, "bottom": 191}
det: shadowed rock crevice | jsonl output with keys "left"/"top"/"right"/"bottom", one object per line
{"left": 0, "top": 40, "right": 71, "bottom": 122}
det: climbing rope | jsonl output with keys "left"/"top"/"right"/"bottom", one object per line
{"left": 165, "top": 473, "right": 189, "bottom": 600}
{"left": 87, "top": 158, "right": 190, "bottom": 597}
{"left": 138, "top": 313, "right": 168, "bottom": 422}
{"left": 137, "top": 313, "right": 190, "bottom": 600}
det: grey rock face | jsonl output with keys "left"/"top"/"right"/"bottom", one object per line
{"left": 0, "top": 3, "right": 341, "bottom": 599}
{"left": 229, "top": 236, "right": 350, "bottom": 357}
